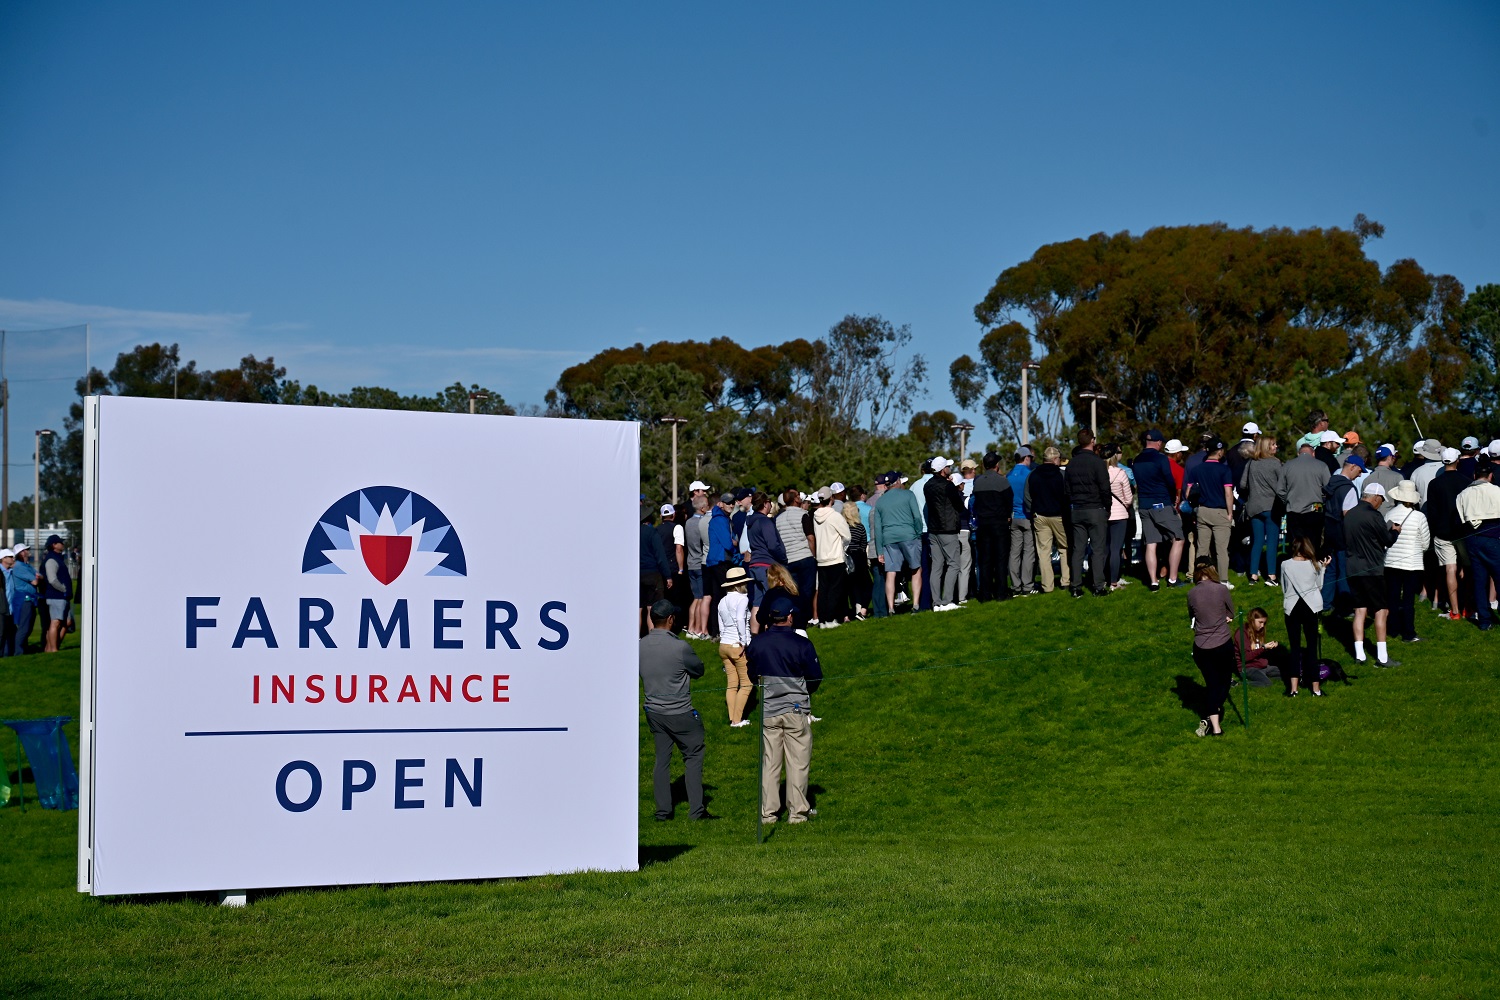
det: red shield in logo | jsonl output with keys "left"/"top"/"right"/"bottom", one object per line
{"left": 360, "top": 535, "right": 413, "bottom": 585}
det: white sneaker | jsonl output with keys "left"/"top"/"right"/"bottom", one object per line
{"left": 808, "top": 618, "right": 821, "bottom": 626}
{"left": 820, "top": 621, "right": 841, "bottom": 630}
{"left": 895, "top": 592, "right": 910, "bottom": 604}
{"left": 1195, "top": 720, "right": 1209, "bottom": 738}
{"left": 1224, "top": 582, "right": 1236, "bottom": 591}
{"left": 809, "top": 714, "right": 823, "bottom": 722}
{"left": 730, "top": 719, "right": 751, "bottom": 728}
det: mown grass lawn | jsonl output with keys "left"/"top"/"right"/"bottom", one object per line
{"left": 1, "top": 578, "right": 1496, "bottom": 998}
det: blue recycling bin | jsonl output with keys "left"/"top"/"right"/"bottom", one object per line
{"left": 3, "top": 716, "right": 79, "bottom": 811}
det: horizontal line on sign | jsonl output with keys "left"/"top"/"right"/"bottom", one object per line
{"left": 183, "top": 727, "right": 569, "bottom": 737}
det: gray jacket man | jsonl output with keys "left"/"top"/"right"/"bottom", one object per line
{"left": 639, "top": 599, "right": 710, "bottom": 820}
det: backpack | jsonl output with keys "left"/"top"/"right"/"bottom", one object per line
{"left": 1317, "top": 658, "right": 1350, "bottom": 683}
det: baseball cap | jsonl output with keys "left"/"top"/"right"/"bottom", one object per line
{"left": 732, "top": 486, "right": 754, "bottom": 501}
{"left": 1015, "top": 445, "right": 1034, "bottom": 458}
{"left": 688, "top": 480, "right": 710, "bottom": 492}
{"left": 1320, "top": 430, "right": 1343, "bottom": 445}
{"left": 1209, "top": 438, "right": 1226, "bottom": 452}
{"left": 719, "top": 492, "right": 735, "bottom": 504}
{"left": 816, "top": 486, "right": 833, "bottom": 501}
{"left": 765, "top": 595, "right": 796, "bottom": 619}
{"left": 1242, "top": 422, "right": 1260, "bottom": 435}
{"left": 1145, "top": 428, "right": 1165, "bottom": 442}
{"left": 1164, "top": 438, "right": 1188, "bottom": 454}
{"left": 1461, "top": 436, "right": 1480, "bottom": 451}
{"left": 1487, "top": 440, "right": 1500, "bottom": 458}
{"left": 1441, "top": 447, "right": 1460, "bottom": 464}
{"left": 931, "top": 456, "right": 951, "bottom": 473}
{"left": 959, "top": 458, "right": 978, "bottom": 470}
{"left": 11, "top": 544, "right": 27, "bottom": 555}
{"left": 830, "top": 482, "right": 845, "bottom": 493}
{"left": 0, "top": 549, "right": 12, "bottom": 560}
{"left": 1361, "top": 482, "right": 1386, "bottom": 498}
{"left": 1344, "top": 431, "right": 1360, "bottom": 445}
{"left": 1375, "top": 446, "right": 1395, "bottom": 460}
{"left": 649, "top": 599, "right": 677, "bottom": 620}
{"left": 659, "top": 503, "right": 675, "bottom": 517}
{"left": 874, "top": 472, "right": 891, "bottom": 485}
{"left": 1343, "top": 455, "right": 1367, "bottom": 472}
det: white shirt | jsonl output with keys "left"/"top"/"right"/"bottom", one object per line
{"left": 1456, "top": 480, "right": 1500, "bottom": 528}
{"left": 1412, "top": 462, "right": 1442, "bottom": 504}
{"left": 1384, "top": 507, "right": 1430, "bottom": 572}
{"left": 716, "top": 590, "right": 751, "bottom": 647}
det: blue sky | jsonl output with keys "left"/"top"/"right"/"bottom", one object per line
{"left": 1, "top": 1, "right": 1497, "bottom": 459}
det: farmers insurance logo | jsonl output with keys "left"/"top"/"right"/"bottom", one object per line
{"left": 300, "top": 487, "right": 467, "bottom": 585}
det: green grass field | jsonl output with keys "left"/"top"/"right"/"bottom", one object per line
{"left": 1, "top": 579, "right": 1497, "bottom": 998}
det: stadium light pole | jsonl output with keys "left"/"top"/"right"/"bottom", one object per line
{"left": 1078, "top": 392, "right": 1110, "bottom": 437}
{"left": 34, "top": 429, "right": 54, "bottom": 556}
{"left": 659, "top": 417, "right": 688, "bottom": 501}
{"left": 950, "top": 420, "right": 974, "bottom": 459}
{"left": 468, "top": 390, "right": 489, "bottom": 415}
{"left": 1020, "top": 362, "right": 1042, "bottom": 445}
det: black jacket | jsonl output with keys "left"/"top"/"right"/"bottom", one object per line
{"left": 1345, "top": 500, "right": 1397, "bottom": 578}
{"left": 1065, "top": 447, "right": 1111, "bottom": 510}
{"left": 971, "top": 469, "right": 1013, "bottom": 523}
{"left": 1025, "top": 464, "right": 1068, "bottom": 517}
{"left": 1424, "top": 469, "right": 1469, "bottom": 541}
{"left": 1322, "top": 474, "right": 1357, "bottom": 550}
{"left": 924, "top": 475, "right": 966, "bottom": 534}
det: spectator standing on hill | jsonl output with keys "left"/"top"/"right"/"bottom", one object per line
{"left": 640, "top": 504, "right": 674, "bottom": 636}
{"left": 925, "top": 456, "right": 967, "bottom": 611}
{"left": 775, "top": 489, "right": 817, "bottom": 625}
{"left": 1296, "top": 410, "right": 1330, "bottom": 452}
{"left": 1346, "top": 483, "right": 1400, "bottom": 665}
{"left": 1228, "top": 422, "right": 1259, "bottom": 486}
{"left": 1281, "top": 441, "right": 1331, "bottom": 550}
{"left": 1187, "top": 563, "right": 1236, "bottom": 737}
{"left": 40, "top": 535, "right": 71, "bottom": 654}
{"left": 1065, "top": 429, "right": 1112, "bottom": 598}
{"left": 639, "top": 600, "right": 710, "bottom": 821}
{"left": 1182, "top": 438, "right": 1236, "bottom": 588}
{"left": 1455, "top": 461, "right": 1500, "bottom": 632}
{"left": 7, "top": 545, "right": 37, "bottom": 656}
{"left": 872, "top": 471, "right": 925, "bottom": 614}
{"left": 1240, "top": 436, "right": 1284, "bottom": 585}
{"left": 747, "top": 596, "right": 823, "bottom": 826}
{"left": 684, "top": 493, "right": 711, "bottom": 639}
{"left": 973, "top": 451, "right": 1014, "bottom": 602}
{"left": 1365, "top": 445, "right": 1403, "bottom": 496}
{"left": 842, "top": 500, "right": 871, "bottom": 619}
{"left": 657, "top": 503, "right": 686, "bottom": 614}
{"left": 1321, "top": 456, "right": 1365, "bottom": 611}
{"left": 1384, "top": 480, "right": 1430, "bottom": 645}
{"left": 1026, "top": 447, "right": 1071, "bottom": 593}
{"left": 1103, "top": 444, "right": 1134, "bottom": 590}
{"left": 1314, "top": 430, "right": 1343, "bottom": 474}
{"left": 1007, "top": 448, "right": 1037, "bottom": 595}
{"left": 813, "top": 492, "right": 852, "bottom": 627}
{"left": 716, "top": 567, "right": 754, "bottom": 727}
{"left": 743, "top": 492, "right": 786, "bottom": 626}
{"left": 704, "top": 493, "right": 739, "bottom": 636}
{"left": 1279, "top": 535, "right": 1326, "bottom": 698}
{"left": 1424, "top": 448, "right": 1469, "bottom": 618}
{"left": 1411, "top": 439, "right": 1445, "bottom": 503}
{"left": 0, "top": 549, "right": 14, "bottom": 658}
{"left": 1134, "top": 430, "right": 1184, "bottom": 591}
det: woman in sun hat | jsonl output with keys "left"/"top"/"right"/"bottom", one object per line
{"left": 717, "top": 566, "right": 754, "bottom": 726}
{"left": 1383, "top": 480, "right": 1430, "bottom": 644}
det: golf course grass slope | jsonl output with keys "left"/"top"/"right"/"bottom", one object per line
{"left": 1, "top": 580, "right": 1496, "bottom": 997}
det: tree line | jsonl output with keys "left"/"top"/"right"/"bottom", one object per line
{"left": 31, "top": 218, "right": 1500, "bottom": 517}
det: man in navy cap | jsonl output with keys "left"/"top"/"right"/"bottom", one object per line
{"left": 1133, "top": 429, "right": 1185, "bottom": 591}
{"left": 746, "top": 595, "right": 823, "bottom": 825}
{"left": 1320, "top": 455, "right": 1366, "bottom": 610}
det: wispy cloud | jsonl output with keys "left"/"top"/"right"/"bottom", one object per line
{"left": 405, "top": 345, "right": 588, "bottom": 361}
{"left": 0, "top": 297, "right": 251, "bottom": 339}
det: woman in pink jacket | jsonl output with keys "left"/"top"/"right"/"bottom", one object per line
{"left": 1103, "top": 444, "right": 1135, "bottom": 590}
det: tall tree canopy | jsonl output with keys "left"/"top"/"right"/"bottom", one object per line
{"left": 958, "top": 220, "right": 1473, "bottom": 449}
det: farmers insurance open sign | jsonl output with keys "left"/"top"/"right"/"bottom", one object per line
{"left": 77, "top": 396, "right": 639, "bottom": 896}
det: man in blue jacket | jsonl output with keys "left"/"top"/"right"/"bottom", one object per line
{"left": 746, "top": 596, "right": 823, "bottom": 825}
{"left": 704, "top": 493, "right": 739, "bottom": 637}
{"left": 1133, "top": 430, "right": 1184, "bottom": 591}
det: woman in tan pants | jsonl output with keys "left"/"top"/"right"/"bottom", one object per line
{"left": 717, "top": 566, "right": 754, "bottom": 727}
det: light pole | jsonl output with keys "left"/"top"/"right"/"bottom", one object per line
{"left": 950, "top": 420, "right": 974, "bottom": 460}
{"left": 1078, "top": 391, "right": 1110, "bottom": 437}
{"left": 659, "top": 416, "right": 688, "bottom": 501}
{"left": 468, "top": 391, "right": 489, "bottom": 415}
{"left": 34, "top": 429, "right": 53, "bottom": 557}
{"left": 1020, "top": 362, "right": 1042, "bottom": 445}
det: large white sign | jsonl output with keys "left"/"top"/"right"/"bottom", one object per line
{"left": 78, "top": 396, "right": 640, "bottom": 896}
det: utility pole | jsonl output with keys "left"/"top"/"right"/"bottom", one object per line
{"left": 468, "top": 390, "right": 489, "bottom": 415}
{"left": 34, "top": 429, "right": 54, "bottom": 557}
{"left": 659, "top": 417, "right": 688, "bottom": 501}
{"left": 1078, "top": 391, "right": 1110, "bottom": 437}
{"left": 1021, "top": 362, "right": 1041, "bottom": 446}
{"left": 950, "top": 420, "right": 974, "bottom": 460}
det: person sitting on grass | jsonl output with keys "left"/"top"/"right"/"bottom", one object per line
{"left": 1231, "top": 607, "right": 1287, "bottom": 687}
{"left": 1187, "top": 562, "right": 1236, "bottom": 737}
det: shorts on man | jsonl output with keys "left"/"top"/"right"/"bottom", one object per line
{"left": 687, "top": 568, "right": 705, "bottom": 599}
{"left": 1140, "top": 507, "right": 1183, "bottom": 543}
{"left": 1432, "top": 537, "right": 1457, "bottom": 567}
{"left": 882, "top": 538, "right": 923, "bottom": 573}
{"left": 1349, "top": 575, "right": 1387, "bottom": 612}
{"left": 639, "top": 573, "right": 666, "bottom": 609}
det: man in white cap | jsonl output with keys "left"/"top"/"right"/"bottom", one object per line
{"left": 829, "top": 482, "right": 846, "bottom": 513}
{"left": 1411, "top": 439, "right": 1446, "bottom": 503}
{"left": 1314, "top": 430, "right": 1343, "bottom": 474}
{"left": 923, "top": 456, "right": 967, "bottom": 610}
{"left": 1345, "top": 482, "right": 1401, "bottom": 664}
{"left": 1455, "top": 459, "right": 1500, "bottom": 631}
{"left": 1424, "top": 447, "right": 1468, "bottom": 620}
{"left": 6, "top": 544, "right": 38, "bottom": 655}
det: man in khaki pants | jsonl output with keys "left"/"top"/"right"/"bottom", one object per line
{"left": 1024, "top": 446, "right": 1071, "bottom": 592}
{"left": 746, "top": 596, "right": 824, "bottom": 825}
